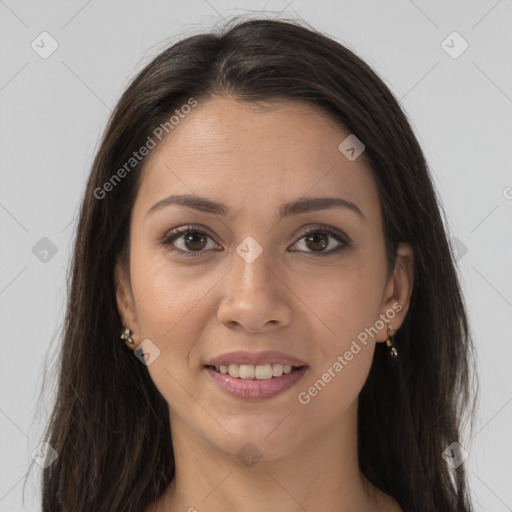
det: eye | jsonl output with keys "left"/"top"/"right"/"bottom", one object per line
{"left": 290, "top": 226, "right": 350, "bottom": 256}
{"left": 160, "top": 227, "right": 220, "bottom": 258}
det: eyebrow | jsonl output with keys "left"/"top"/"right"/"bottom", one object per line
{"left": 145, "top": 194, "right": 365, "bottom": 221}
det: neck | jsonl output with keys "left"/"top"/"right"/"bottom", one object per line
{"left": 153, "top": 400, "right": 392, "bottom": 512}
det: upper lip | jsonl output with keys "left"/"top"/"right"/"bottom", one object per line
{"left": 204, "top": 350, "right": 307, "bottom": 367}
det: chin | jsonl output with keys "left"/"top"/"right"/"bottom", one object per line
{"left": 201, "top": 413, "right": 305, "bottom": 462}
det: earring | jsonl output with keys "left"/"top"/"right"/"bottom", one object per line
{"left": 386, "top": 324, "right": 398, "bottom": 358}
{"left": 120, "top": 326, "right": 135, "bottom": 347}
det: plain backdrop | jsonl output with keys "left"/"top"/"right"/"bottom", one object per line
{"left": 1, "top": 1, "right": 511, "bottom": 510}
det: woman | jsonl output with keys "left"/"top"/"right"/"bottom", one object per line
{"left": 35, "top": 16, "right": 477, "bottom": 511}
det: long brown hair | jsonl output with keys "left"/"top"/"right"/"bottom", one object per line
{"left": 30, "top": 15, "right": 477, "bottom": 511}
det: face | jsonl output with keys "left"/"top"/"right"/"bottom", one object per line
{"left": 115, "top": 96, "right": 413, "bottom": 461}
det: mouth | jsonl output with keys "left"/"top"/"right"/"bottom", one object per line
{"left": 204, "top": 363, "right": 309, "bottom": 400}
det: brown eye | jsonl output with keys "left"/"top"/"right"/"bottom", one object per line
{"left": 304, "top": 232, "right": 329, "bottom": 252}
{"left": 182, "top": 231, "right": 208, "bottom": 251}
{"left": 291, "top": 227, "right": 349, "bottom": 256}
{"left": 162, "top": 227, "right": 219, "bottom": 258}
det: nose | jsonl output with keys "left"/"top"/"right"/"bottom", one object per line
{"left": 217, "top": 248, "right": 293, "bottom": 333}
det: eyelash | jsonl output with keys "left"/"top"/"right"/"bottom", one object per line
{"left": 160, "top": 225, "right": 351, "bottom": 259}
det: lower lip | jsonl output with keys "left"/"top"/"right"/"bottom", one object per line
{"left": 205, "top": 366, "right": 308, "bottom": 400}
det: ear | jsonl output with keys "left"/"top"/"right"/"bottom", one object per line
{"left": 376, "top": 242, "right": 414, "bottom": 343}
{"left": 114, "top": 255, "right": 140, "bottom": 345}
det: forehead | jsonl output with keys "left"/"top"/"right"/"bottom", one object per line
{"left": 135, "top": 96, "right": 379, "bottom": 220}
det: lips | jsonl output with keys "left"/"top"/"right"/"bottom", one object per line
{"left": 203, "top": 350, "right": 308, "bottom": 400}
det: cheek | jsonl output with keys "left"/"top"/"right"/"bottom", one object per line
{"left": 304, "top": 254, "right": 387, "bottom": 343}
{"left": 294, "top": 253, "right": 386, "bottom": 406}
{"left": 129, "top": 258, "right": 210, "bottom": 417}
{"left": 128, "top": 248, "right": 201, "bottom": 374}
{"left": 128, "top": 243, "right": 233, "bottom": 377}
{"left": 130, "top": 243, "right": 213, "bottom": 336}
{"left": 293, "top": 269, "right": 382, "bottom": 430}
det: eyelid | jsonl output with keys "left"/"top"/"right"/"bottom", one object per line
{"left": 160, "top": 224, "right": 351, "bottom": 258}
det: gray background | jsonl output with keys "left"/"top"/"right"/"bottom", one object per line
{"left": 1, "top": 1, "right": 511, "bottom": 510}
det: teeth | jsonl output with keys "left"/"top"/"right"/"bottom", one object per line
{"left": 255, "top": 365, "right": 272, "bottom": 380}
{"left": 272, "top": 363, "right": 283, "bottom": 376}
{"left": 214, "top": 363, "right": 296, "bottom": 380}
{"left": 228, "top": 364, "right": 239, "bottom": 377}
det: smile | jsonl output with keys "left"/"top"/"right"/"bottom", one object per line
{"left": 204, "top": 364, "right": 308, "bottom": 400}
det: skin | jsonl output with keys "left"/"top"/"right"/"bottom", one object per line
{"left": 114, "top": 96, "right": 414, "bottom": 512}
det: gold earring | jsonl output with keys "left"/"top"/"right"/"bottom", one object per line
{"left": 386, "top": 324, "right": 398, "bottom": 358}
{"left": 120, "top": 326, "right": 135, "bottom": 347}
